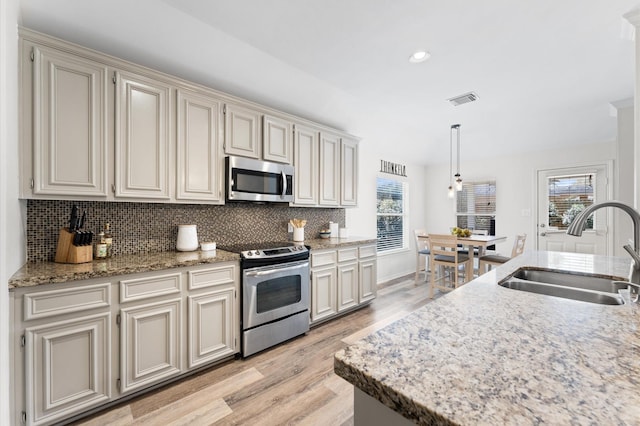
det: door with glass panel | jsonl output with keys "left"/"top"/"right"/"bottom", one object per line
{"left": 536, "top": 164, "right": 611, "bottom": 255}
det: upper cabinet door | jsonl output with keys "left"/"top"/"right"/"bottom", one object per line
{"left": 293, "top": 124, "right": 319, "bottom": 206}
{"left": 263, "top": 115, "right": 292, "bottom": 164}
{"left": 223, "top": 103, "right": 261, "bottom": 159}
{"left": 341, "top": 137, "right": 358, "bottom": 206}
{"left": 115, "top": 71, "right": 172, "bottom": 199}
{"left": 319, "top": 132, "right": 340, "bottom": 206}
{"left": 176, "top": 90, "right": 223, "bottom": 203}
{"left": 31, "top": 46, "right": 109, "bottom": 197}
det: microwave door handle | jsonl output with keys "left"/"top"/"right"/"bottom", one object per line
{"left": 280, "top": 171, "right": 287, "bottom": 199}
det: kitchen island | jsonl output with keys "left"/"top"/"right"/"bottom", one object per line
{"left": 334, "top": 251, "right": 640, "bottom": 425}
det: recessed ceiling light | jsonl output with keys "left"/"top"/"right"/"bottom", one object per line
{"left": 409, "top": 50, "right": 430, "bottom": 63}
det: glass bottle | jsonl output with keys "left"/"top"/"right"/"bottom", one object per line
{"left": 104, "top": 223, "right": 113, "bottom": 257}
{"left": 95, "top": 231, "right": 107, "bottom": 259}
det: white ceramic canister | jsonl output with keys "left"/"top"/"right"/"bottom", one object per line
{"left": 176, "top": 224, "right": 199, "bottom": 251}
{"left": 293, "top": 227, "right": 305, "bottom": 242}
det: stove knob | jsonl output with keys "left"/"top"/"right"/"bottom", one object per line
{"left": 246, "top": 251, "right": 253, "bottom": 256}
{"left": 254, "top": 250, "right": 260, "bottom": 256}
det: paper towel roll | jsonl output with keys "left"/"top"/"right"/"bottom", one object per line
{"left": 329, "top": 222, "right": 339, "bottom": 238}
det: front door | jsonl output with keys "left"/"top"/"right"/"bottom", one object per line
{"left": 536, "top": 163, "right": 612, "bottom": 255}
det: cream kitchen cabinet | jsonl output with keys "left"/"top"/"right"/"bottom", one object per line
{"left": 310, "top": 250, "right": 338, "bottom": 323}
{"left": 187, "top": 264, "right": 238, "bottom": 369}
{"left": 176, "top": 89, "right": 224, "bottom": 203}
{"left": 20, "top": 29, "right": 359, "bottom": 204}
{"left": 263, "top": 114, "right": 293, "bottom": 164}
{"left": 310, "top": 244, "right": 376, "bottom": 325}
{"left": 22, "top": 43, "right": 109, "bottom": 198}
{"left": 14, "top": 282, "right": 113, "bottom": 426}
{"left": 224, "top": 103, "right": 262, "bottom": 159}
{"left": 341, "top": 137, "right": 359, "bottom": 206}
{"left": 293, "top": 124, "right": 319, "bottom": 205}
{"left": 303, "top": 131, "right": 359, "bottom": 208}
{"left": 118, "top": 272, "right": 182, "bottom": 394}
{"left": 114, "top": 70, "right": 173, "bottom": 200}
{"left": 337, "top": 247, "right": 359, "bottom": 312}
{"left": 358, "top": 245, "right": 378, "bottom": 303}
{"left": 319, "top": 132, "right": 341, "bottom": 206}
{"left": 11, "top": 261, "right": 240, "bottom": 425}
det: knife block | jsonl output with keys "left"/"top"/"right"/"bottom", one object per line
{"left": 55, "top": 228, "right": 93, "bottom": 264}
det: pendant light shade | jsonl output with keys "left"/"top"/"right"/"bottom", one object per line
{"left": 448, "top": 124, "right": 462, "bottom": 196}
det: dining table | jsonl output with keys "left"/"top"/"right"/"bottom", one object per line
{"left": 418, "top": 233, "right": 508, "bottom": 259}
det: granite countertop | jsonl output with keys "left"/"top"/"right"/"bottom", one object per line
{"left": 9, "top": 236, "right": 377, "bottom": 289}
{"left": 304, "top": 236, "right": 377, "bottom": 250}
{"left": 8, "top": 249, "right": 240, "bottom": 289}
{"left": 334, "top": 251, "right": 640, "bottom": 425}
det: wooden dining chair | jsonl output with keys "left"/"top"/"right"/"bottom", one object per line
{"left": 413, "top": 229, "right": 430, "bottom": 282}
{"left": 429, "top": 234, "right": 473, "bottom": 298}
{"left": 478, "top": 234, "right": 526, "bottom": 274}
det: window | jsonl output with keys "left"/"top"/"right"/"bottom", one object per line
{"left": 547, "top": 174, "right": 595, "bottom": 230}
{"left": 376, "top": 177, "right": 407, "bottom": 252}
{"left": 456, "top": 180, "right": 496, "bottom": 232}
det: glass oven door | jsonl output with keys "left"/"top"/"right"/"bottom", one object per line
{"left": 243, "top": 260, "right": 310, "bottom": 330}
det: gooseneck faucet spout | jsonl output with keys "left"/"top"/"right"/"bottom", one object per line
{"left": 566, "top": 200, "right": 640, "bottom": 283}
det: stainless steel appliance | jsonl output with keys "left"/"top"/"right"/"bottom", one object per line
{"left": 225, "top": 156, "right": 294, "bottom": 203}
{"left": 220, "top": 242, "right": 310, "bottom": 357}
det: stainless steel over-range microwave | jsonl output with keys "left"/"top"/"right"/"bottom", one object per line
{"left": 225, "top": 156, "right": 294, "bottom": 203}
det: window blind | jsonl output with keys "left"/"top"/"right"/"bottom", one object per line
{"left": 456, "top": 181, "right": 496, "bottom": 232}
{"left": 376, "top": 177, "right": 406, "bottom": 252}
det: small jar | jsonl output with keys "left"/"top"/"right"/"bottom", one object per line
{"left": 95, "top": 231, "right": 107, "bottom": 259}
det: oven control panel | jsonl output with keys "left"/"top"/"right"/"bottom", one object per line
{"left": 241, "top": 245, "right": 308, "bottom": 259}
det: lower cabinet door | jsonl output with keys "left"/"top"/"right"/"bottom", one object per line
{"left": 25, "top": 313, "right": 111, "bottom": 426}
{"left": 120, "top": 299, "right": 181, "bottom": 394}
{"left": 359, "top": 258, "right": 377, "bottom": 303}
{"left": 311, "top": 266, "right": 337, "bottom": 323}
{"left": 337, "top": 261, "right": 359, "bottom": 312}
{"left": 187, "top": 288, "right": 235, "bottom": 369}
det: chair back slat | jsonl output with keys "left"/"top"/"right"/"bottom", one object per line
{"left": 428, "top": 234, "right": 460, "bottom": 260}
{"left": 511, "top": 234, "right": 527, "bottom": 257}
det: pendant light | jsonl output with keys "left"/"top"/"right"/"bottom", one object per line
{"left": 452, "top": 124, "right": 463, "bottom": 191}
{"left": 447, "top": 125, "right": 454, "bottom": 198}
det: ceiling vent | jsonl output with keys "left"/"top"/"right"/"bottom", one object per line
{"left": 448, "top": 91, "right": 479, "bottom": 107}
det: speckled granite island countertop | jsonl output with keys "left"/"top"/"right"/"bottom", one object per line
{"left": 8, "top": 249, "right": 240, "bottom": 289}
{"left": 334, "top": 251, "right": 640, "bottom": 425}
{"left": 304, "top": 236, "right": 377, "bottom": 250}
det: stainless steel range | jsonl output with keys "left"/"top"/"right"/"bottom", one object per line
{"left": 220, "top": 242, "right": 310, "bottom": 357}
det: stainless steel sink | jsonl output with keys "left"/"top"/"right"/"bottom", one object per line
{"left": 511, "top": 269, "right": 628, "bottom": 294}
{"left": 499, "top": 268, "right": 627, "bottom": 305}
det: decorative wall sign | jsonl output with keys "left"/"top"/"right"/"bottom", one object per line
{"left": 380, "top": 160, "right": 407, "bottom": 177}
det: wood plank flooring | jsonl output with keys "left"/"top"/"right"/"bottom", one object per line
{"left": 72, "top": 274, "right": 440, "bottom": 426}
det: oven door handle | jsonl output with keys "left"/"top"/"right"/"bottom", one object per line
{"left": 281, "top": 170, "right": 287, "bottom": 199}
{"left": 245, "top": 261, "right": 309, "bottom": 277}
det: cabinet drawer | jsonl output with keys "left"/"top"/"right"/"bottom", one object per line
{"left": 338, "top": 247, "right": 358, "bottom": 263}
{"left": 311, "top": 250, "right": 337, "bottom": 268}
{"left": 120, "top": 272, "right": 181, "bottom": 303}
{"left": 359, "top": 245, "right": 377, "bottom": 259}
{"left": 23, "top": 283, "right": 111, "bottom": 321}
{"left": 188, "top": 264, "right": 236, "bottom": 290}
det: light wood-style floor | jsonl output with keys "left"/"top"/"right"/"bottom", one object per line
{"left": 72, "top": 273, "right": 440, "bottom": 426}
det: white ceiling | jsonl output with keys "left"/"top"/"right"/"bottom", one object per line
{"left": 19, "top": 0, "right": 639, "bottom": 166}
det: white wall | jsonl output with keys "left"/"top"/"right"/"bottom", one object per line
{"left": 1, "top": 0, "right": 24, "bottom": 423}
{"left": 423, "top": 141, "right": 617, "bottom": 257}
{"left": 615, "top": 102, "right": 634, "bottom": 255}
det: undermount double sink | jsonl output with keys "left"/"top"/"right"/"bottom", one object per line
{"left": 499, "top": 268, "right": 629, "bottom": 305}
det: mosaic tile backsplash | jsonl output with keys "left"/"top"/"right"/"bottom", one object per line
{"left": 27, "top": 200, "right": 345, "bottom": 262}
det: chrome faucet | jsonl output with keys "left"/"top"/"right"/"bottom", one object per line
{"left": 566, "top": 200, "right": 640, "bottom": 285}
